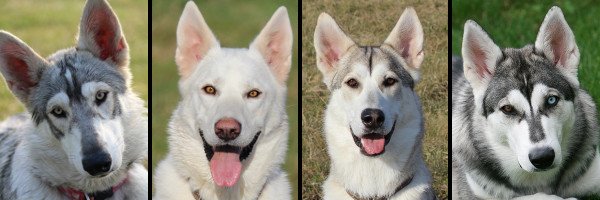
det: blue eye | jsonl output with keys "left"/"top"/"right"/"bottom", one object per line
{"left": 546, "top": 96, "right": 559, "bottom": 107}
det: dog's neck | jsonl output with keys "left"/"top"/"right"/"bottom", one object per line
{"left": 58, "top": 175, "right": 128, "bottom": 200}
{"left": 346, "top": 175, "right": 414, "bottom": 200}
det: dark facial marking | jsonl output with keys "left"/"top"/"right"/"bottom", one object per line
{"left": 482, "top": 46, "right": 575, "bottom": 117}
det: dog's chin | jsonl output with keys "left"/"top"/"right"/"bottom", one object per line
{"left": 199, "top": 130, "right": 261, "bottom": 187}
{"left": 350, "top": 120, "right": 397, "bottom": 157}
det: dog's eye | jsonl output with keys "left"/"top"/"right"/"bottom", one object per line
{"left": 203, "top": 85, "right": 217, "bottom": 95}
{"left": 346, "top": 78, "right": 359, "bottom": 88}
{"left": 51, "top": 107, "right": 67, "bottom": 118}
{"left": 95, "top": 90, "right": 108, "bottom": 104}
{"left": 247, "top": 89, "right": 261, "bottom": 98}
{"left": 383, "top": 78, "right": 397, "bottom": 87}
{"left": 500, "top": 105, "right": 516, "bottom": 115}
{"left": 546, "top": 95, "right": 559, "bottom": 107}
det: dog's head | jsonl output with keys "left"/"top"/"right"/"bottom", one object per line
{"left": 0, "top": 0, "right": 130, "bottom": 178}
{"left": 174, "top": 1, "right": 292, "bottom": 187}
{"left": 314, "top": 8, "right": 424, "bottom": 156}
{"left": 462, "top": 7, "right": 578, "bottom": 172}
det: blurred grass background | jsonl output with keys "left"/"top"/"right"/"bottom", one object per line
{"left": 151, "top": 0, "right": 299, "bottom": 198}
{"left": 451, "top": 0, "right": 600, "bottom": 112}
{"left": 301, "top": 0, "right": 448, "bottom": 199}
{"left": 452, "top": 1, "right": 600, "bottom": 199}
{"left": 0, "top": 1, "right": 148, "bottom": 119}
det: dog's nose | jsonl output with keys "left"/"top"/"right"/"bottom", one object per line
{"left": 361, "top": 108, "right": 385, "bottom": 129}
{"left": 82, "top": 151, "right": 112, "bottom": 176}
{"left": 528, "top": 147, "right": 555, "bottom": 170}
{"left": 215, "top": 118, "right": 241, "bottom": 141}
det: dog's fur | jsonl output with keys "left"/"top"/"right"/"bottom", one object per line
{"left": 313, "top": 8, "right": 436, "bottom": 200}
{"left": 0, "top": 0, "right": 148, "bottom": 199}
{"left": 152, "top": 2, "right": 293, "bottom": 200}
{"left": 452, "top": 6, "right": 600, "bottom": 199}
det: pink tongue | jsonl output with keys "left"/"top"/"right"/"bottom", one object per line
{"left": 209, "top": 152, "right": 242, "bottom": 187}
{"left": 361, "top": 137, "right": 385, "bottom": 155}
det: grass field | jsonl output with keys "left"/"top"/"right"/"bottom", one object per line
{"left": 452, "top": 1, "right": 600, "bottom": 199}
{"left": 151, "top": 0, "right": 299, "bottom": 198}
{"left": 301, "top": 0, "right": 449, "bottom": 199}
{"left": 0, "top": 0, "right": 148, "bottom": 119}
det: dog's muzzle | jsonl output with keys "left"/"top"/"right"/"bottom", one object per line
{"left": 350, "top": 119, "right": 397, "bottom": 156}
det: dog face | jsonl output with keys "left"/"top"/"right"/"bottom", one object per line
{"left": 0, "top": 0, "right": 130, "bottom": 177}
{"left": 462, "top": 7, "right": 579, "bottom": 172}
{"left": 314, "top": 8, "right": 424, "bottom": 156}
{"left": 175, "top": 1, "right": 292, "bottom": 187}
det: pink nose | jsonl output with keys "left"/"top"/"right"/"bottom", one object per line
{"left": 214, "top": 118, "right": 241, "bottom": 141}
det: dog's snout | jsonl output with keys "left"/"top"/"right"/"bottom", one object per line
{"left": 215, "top": 118, "right": 241, "bottom": 141}
{"left": 82, "top": 151, "right": 112, "bottom": 176}
{"left": 361, "top": 108, "right": 385, "bottom": 129}
{"left": 528, "top": 147, "right": 555, "bottom": 170}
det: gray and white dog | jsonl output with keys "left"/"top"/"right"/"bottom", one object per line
{"left": 313, "top": 8, "right": 436, "bottom": 200}
{"left": 452, "top": 6, "right": 600, "bottom": 199}
{"left": 0, "top": 0, "right": 148, "bottom": 199}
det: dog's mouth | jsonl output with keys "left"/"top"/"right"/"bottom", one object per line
{"left": 199, "top": 130, "right": 261, "bottom": 187}
{"left": 350, "top": 120, "right": 396, "bottom": 156}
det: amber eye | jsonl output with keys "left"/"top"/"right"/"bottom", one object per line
{"left": 500, "top": 105, "right": 515, "bottom": 115}
{"left": 203, "top": 85, "right": 217, "bottom": 95}
{"left": 345, "top": 78, "right": 359, "bottom": 88}
{"left": 95, "top": 90, "right": 108, "bottom": 105}
{"left": 247, "top": 89, "right": 261, "bottom": 98}
{"left": 383, "top": 78, "right": 397, "bottom": 87}
{"left": 51, "top": 107, "right": 67, "bottom": 118}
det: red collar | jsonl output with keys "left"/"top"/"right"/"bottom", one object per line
{"left": 58, "top": 176, "right": 128, "bottom": 200}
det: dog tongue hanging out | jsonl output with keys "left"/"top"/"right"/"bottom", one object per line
{"left": 153, "top": 1, "right": 293, "bottom": 199}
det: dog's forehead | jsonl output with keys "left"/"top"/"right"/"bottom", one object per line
{"left": 482, "top": 45, "right": 575, "bottom": 116}
{"left": 330, "top": 45, "right": 414, "bottom": 90}
{"left": 194, "top": 48, "right": 273, "bottom": 85}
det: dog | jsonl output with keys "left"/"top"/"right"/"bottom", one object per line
{"left": 452, "top": 6, "right": 600, "bottom": 199}
{"left": 313, "top": 7, "right": 436, "bottom": 200}
{"left": 0, "top": 0, "right": 148, "bottom": 199}
{"left": 152, "top": 1, "right": 293, "bottom": 200}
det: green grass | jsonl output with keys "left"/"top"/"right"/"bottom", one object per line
{"left": 150, "top": 0, "right": 299, "bottom": 198}
{"left": 0, "top": 0, "right": 148, "bottom": 119}
{"left": 301, "top": 0, "right": 448, "bottom": 199}
{"left": 452, "top": 1, "right": 600, "bottom": 199}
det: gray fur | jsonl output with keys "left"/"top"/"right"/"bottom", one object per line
{"left": 329, "top": 45, "right": 415, "bottom": 91}
{"left": 452, "top": 48, "right": 599, "bottom": 198}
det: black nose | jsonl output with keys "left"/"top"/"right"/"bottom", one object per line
{"left": 528, "top": 147, "right": 555, "bottom": 170}
{"left": 215, "top": 118, "right": 242, "bottom": 141}
{"left": 82, "top": 151, "right": 112, "bottom": 176}
{"left": 361, "top": 108, "right": 385, "bottom": 129}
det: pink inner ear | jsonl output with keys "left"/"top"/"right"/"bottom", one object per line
{"left": 2, "top": 43, "right": 35, "bottom": 91}
{"left": 89, "top": 9, "right": 119, "bottom": 60}
{"left": 322, "top": 39, "right": 340, "bottom": 68}
{"left": 470, "top": 43, "right": 492, "bottom": 78}
{"left": 550, "top": 30, "right": 566, "bottom": 66}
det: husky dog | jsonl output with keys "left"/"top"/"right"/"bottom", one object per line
{"left": 313, "top": 8, "right": 436, "bottom": 200}
{"left": 452, "top": 6, "right": 600, "bottom": 199}
{"left": 0, "top": 0, "right": 148, "bottom": 199}
{"left": 152, "top": 1, "right": 293, "bottom": 200}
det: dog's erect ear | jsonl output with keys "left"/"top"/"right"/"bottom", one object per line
{"left": 77, "top": 0, "right": 129, "bottom": 68}
{"left": 384, "top": 7, "right": 424, "bottom": 81}
{"left": 535, "top": 6, "right": 579, "bottom": 82}
{"left": 250, "top": 7, "right": 293, "bottom": 85}
{"left": 314, "top": 12, "right": 355, "bottom": 87}
{"left": 176, "top": 1, "right": 219, "bottom": 79}
{"left": 461, "top": 20, "right": 502, "bottom": 92}
{"left": 0, "top": 31, "right": 49, "bottom": 104}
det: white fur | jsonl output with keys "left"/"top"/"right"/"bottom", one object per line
{"left": 0, "top": 0, "right": 148, "bottom": 199}
{"left": 314, "top": 8, "right": 434, "bottom": 200}
{"left": 153, "top": 2, "right": 293, "bottom": 200}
